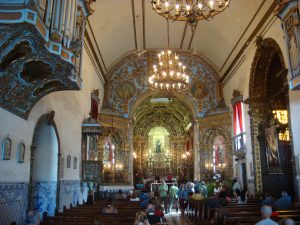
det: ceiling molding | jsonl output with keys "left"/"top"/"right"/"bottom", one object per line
{"left": 84, "top": 31, "right": 107, "bottom": 83}
{"left": 83, "top": 40, "right": 106, "bottom": 85}
{"left": 142, "top": 0, "right": 146, "bottom": 50}
{"left": 220, "top": 1, "right": 277, "bottom": 84}
{"left": 86, "top": 18, "right": 107, "bottom": 71}
{"left": 219, "top": 0, "right": 266, "bottom": 72}
{"left": 131, "top": 0, "right": 138, "bottom": 50}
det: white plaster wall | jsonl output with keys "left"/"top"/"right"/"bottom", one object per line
{"left": 32, "top": 122, "right": 58, "bottom": 181}
{"left": 222, "top": 17, "right": 300, "bottom": 196}
{"left": 0, "top": 47, "right": 104, "bottom": 183}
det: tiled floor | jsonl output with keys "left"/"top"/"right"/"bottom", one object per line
{"left": 165, "top": 212, "right": 195, "bottom": 225}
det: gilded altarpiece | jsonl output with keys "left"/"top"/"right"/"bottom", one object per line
{"left": 97, "top": 115, "right": 130, "bottom": 184}
{"left": 198, "top": 113, "right": 233, "bottom": 180}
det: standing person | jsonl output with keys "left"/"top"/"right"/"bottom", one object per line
{"left": 158, "top": 180, "right": 169, "bottom": 213}
{"left": 255, "top": 205, "right": 278, "bottom": 225}
{"left": 232, "top": 178, "right": 241, "bottom": 194}
{"left": 169, "top": 183, "right": 179, "bottom": 213}
{"left": 274, "top": 191, "right": 292, "bottom": 210}
{"left": 178, "top": 183, "right": 188, "bottom": 217}
{"left": 199, "top": 181, "right": 208, "bottom": 197}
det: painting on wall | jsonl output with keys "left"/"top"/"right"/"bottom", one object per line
{"left": 265, "top": 126, "right": 282, "bottom": 173}
{"left": 2, "top": 135, "right": 11, "bottom": 160}
{"left": 16, "top": 141, "right": 25, "bottom": 163}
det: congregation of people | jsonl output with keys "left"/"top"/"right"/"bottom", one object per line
{"left": 37, "top": 177, "right": 298, "bottom": 225}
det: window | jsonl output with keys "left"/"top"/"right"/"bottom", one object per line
{"left": 233, "top": 101, "right": 246, "bottom": 151}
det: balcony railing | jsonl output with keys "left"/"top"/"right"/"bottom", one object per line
{"left": 233, "top": 132, "right": 246, "bottom": 152}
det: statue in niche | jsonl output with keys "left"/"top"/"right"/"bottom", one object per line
{"left": 155, "top": 139, "right": 162, "bottom": 153}
{"left": 2, "top": 135, "right": 11, "bottom": 160}
{"left": 17, "top": 141, "right": 25, "bottom": 163}
{"left": 67, "top": 155, "right": 71, "bottom": 168}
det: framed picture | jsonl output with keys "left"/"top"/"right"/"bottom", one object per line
{"left": 16, "top": 141, "right": 25, "bottom": 163}
{"left": 2, "top": 135, "right": 12, "bottom": 160}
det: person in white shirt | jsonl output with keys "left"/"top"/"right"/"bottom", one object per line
{"left": 255, "top": 205, "right": 278, "bottom": 225}
{"left": 232, "top": 178, "right": 241, "bottom": 193}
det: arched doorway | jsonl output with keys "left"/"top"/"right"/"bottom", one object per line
{"left": 248, "top": 37, "right": 294, "bottom": 197}
{"left": 29, "top": 111, "right": 60, "bottom": 216}
{"left": 132, "top": 96, "right": 194, "bottom": 186}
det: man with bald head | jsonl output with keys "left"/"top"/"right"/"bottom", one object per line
{"left": 255, "top": 205, "right": 278, "bottom": 225}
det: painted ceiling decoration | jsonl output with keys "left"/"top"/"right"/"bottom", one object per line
{"left": 102, "top": 50, "right": 228, "bottom": 118}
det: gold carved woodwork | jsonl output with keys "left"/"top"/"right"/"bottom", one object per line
{"left": 198, "top": 113, "right": 233, "bottom": 180}
{"left": 248, "top": 36, "right": 287, "bottom": 194}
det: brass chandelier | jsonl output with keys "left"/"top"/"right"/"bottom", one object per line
{"left": 148, "top": 19, "right": 190, "bottom": 92}
{"left": 151, "top": 0, "right": 230, "bottom": 29}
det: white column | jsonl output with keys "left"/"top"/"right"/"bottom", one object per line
{"left": 64, "top": 0, "right": 71, "bottom": 36}
{"left": 72, "top": 0, "right": 78, "bottom": 41}
{"left": 69, "top": 0, "right": 75, "bottom": 40}
{"left": 45, "top": 0, "right": 53, "bottom": 27}
{"left": 193, "top": 120, "right": 200, "bottom": 180}
{"left": 59, "top": 0, "right": 66, "bottom": 31}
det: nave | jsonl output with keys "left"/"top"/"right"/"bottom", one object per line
{"left": 2, "top": 0, "right": 300, "bottom": 225}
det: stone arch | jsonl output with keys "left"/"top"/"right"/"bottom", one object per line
{"left": 128, "top": 90, "right": 197, "bottom": 122}
{"left": 249, "top": 37, "right": 287, "bottom": 99}
{"left": 28, "top": 111, "right": 62, "bottom": 213}
{"left": 248, "top": 37, "right": 292, "bottom": 195}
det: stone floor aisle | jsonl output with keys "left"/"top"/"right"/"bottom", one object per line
{"left": 165, "top": 212, "right": 195, "bottom": 225}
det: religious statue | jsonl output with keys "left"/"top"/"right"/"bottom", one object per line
{"left": 2, "top": 135, "right": 11, "bottom": 160}
{"left": 155, "top": 139, "right": 162, "bottom": 153}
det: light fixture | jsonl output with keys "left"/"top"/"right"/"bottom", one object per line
{"left": 151, "top": 0, "right": 230, "bottom": 29}
{"left": 148, "top": 19, "right": 190, "bottom": 92}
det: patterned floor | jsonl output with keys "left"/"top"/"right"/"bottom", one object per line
{"left": 165, "top": 212, "right": 195, "bottom": 225}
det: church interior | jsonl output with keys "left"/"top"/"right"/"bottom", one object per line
{"left": 1, "top": 0, "right": 300, "bottom": 225}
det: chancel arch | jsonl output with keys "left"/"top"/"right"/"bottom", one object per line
{"left": 132, "top": 96, "right": 194, "bottom": 183}
{"left": 99, "top": 50, "right": 230, "bottom": 186}
{"left": 248, "top": 37, "right": 294, "bottom": 197}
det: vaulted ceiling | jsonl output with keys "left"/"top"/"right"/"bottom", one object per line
{"left": 134, "top": 97, "right": 192, "bottom": 136}
{"left": 88, "top": 0, "right": 276, "bottom": 79}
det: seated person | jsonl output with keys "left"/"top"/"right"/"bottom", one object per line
{"left": 140, "top": 191, "right": 149, "bottom": 208}
{"left": 145, "top": 197, "right": 158, "bottom": 214}
{"left": 114, "top": 189, "right": 126, "bottom": 200}
{"left": 274, "top": 191, "right": 292, "bottom": 210}
{"left": 154, "top": 205, "right": 164, "bottom": 218}
{"left": 134, "top": 211, "right": 150, "bottom": 225}
{"left": 101, "top": 202, "right": 118, "bottom": 214}
{"left": 255, "top": 205, "right": 278, "bottom": 225}
{"left": 279, "top": 218, "right": 295, "bottom": 225}
{"left": 130, "top": 193, "right": 140, "bottom": 201}
{"left": 261, "top": 192, "right": 274, "bottom": 206}
{"left": 237, "top": 189, "right": 248, "bottom": 204}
